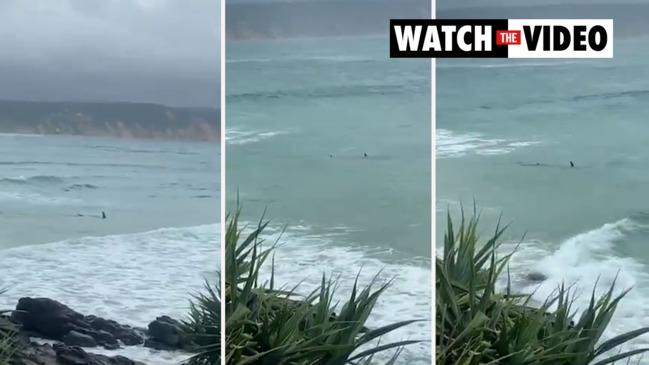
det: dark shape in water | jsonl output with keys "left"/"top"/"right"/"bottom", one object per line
{"left": 517, "top": 161, "right": 546, "bottom": 167}
{"left": 64, "top": 183, "right": 99, "bottom": 192}
{"left": 525, "top": 271, "right": 547, "bottom": 282}
{"left": 363, "top": 152, "right": 368, "bottom": 158}
{"left": 101, "top": 211, "right": 107, "bottom": 219}
{"left": 570, "top": 161, "right": 575, "bottom": 168}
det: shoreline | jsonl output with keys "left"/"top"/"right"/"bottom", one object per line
{"left": 0, "top": 224, "right": 218, "bottom": 340}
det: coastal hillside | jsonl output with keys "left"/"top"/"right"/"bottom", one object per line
{"left": 0, "top": 100, "right": 220, "bottom": 141}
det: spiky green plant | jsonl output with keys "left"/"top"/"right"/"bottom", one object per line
{"left": 225, "top": 210, "right": 420, "bottom": 365}
{"left": 0, "top": 320, "right": 14, "bottom": 365}
{"left": 0, "top": 290, "right": 17, "bottom": 365}
{"left": 184, "top": 281, "right": 220, "bottom": 365}
{"left": 437, "top": 211, "right": 649, "bottom": 365}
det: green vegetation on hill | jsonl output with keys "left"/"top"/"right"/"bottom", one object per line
{"left": 0, "top": 100, "right": 219, "bottom": 141}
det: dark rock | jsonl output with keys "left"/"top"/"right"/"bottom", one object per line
{"left": 6, "top": 298, "right": 174, "bottom": 364}
{"left": 116, "top": 330, "right": 145, "bottom": 347}
{"left": 100, "top": 331, "right": 123, "bottom": 349}
{"left": 142, "top": 338, "right": 175, "bottom": 351}
{"left": 85, "top": 316, "right": 119, "bottom": 334}
{"left": 144, "top": 316, "right": 189, "bottom": 351}
{"left": 92, "top": 330, "right": 118, "bottom": 348}
{"left": 54, "top": 343, "right": 145, "bottom": 365}
{"left": 12, "top": 298, "right": 87, "bottom": 339}
{"left": 525, "top": 271, "right": 548, "bottom": 282}
{"left": 148, "top": 316, "right": 182, "bottom": 346}
{"left": 12, "top": 338, "right": 145, "bottom": 365}
{"left": 12, "top": 297, "right": 144, "bottom": 349}
{"left": 62, "top": 331, "right": 97, "bottom": 348}
{"left": 102, "top": 342, "right": 120, "bottom": 351}
{"left": 13, "top": 341, "right": 57, "bottom": 365}
{"left": 85, "top": 316, "right": 144, "bottom": 346}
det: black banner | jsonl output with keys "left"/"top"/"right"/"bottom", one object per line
{"left": 390, "top": 19, "right": 510, "bottom": 58}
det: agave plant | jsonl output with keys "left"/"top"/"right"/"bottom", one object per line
{"left": 437, "top": 210, "right": 649, "bottom": 365}
{"left": 183, "top": 281, "right": 220, "bottom": 365}
{"left": 225, "top": 210, "right": 419, "bottom": 365}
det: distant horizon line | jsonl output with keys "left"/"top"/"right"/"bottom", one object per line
{"left": 0, "top": 98, "right": 220, "bottom": 111}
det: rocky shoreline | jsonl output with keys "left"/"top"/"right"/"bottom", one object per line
{"left": 5, "top": 297, "right": 194, "bottom": 365}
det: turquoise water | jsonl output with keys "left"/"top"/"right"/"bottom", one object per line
{"left": 437, "top": 36, "right": 649, "bottom": 358}
{"left": 0, "top": 134, "right": 219, "bottom": 364}
{"left": 0, "top": 135, "right": 218, "bottom": 248}
{"left": 227, "top": 36, "right": 431, "bottom": 363}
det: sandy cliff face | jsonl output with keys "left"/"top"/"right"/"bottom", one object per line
{"left": 0, "top": 100, "right": 220, "bottom": 141}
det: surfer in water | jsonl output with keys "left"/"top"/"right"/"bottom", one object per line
{"left": 101, "top": 211, "right": 107, "bottom": 219}
{"left": 363, "top": 153, "right": 368, "bottom": 158}
{"left": 570, "top": 161, "right": 575, "bottom": 168}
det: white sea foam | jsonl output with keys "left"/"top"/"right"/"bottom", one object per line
{"left": 438, "top": 61, "right": 582, "bottom": 69}
{"left": 0, "top": 191, "right": 81, "bottom": 205}
{"left": 0, "top": 224, "right": 219, "bottom": 365}
{"left": 437, "top": 128, "right": 540, "bottom": 158}
{"left": 504, "top": 218, "right": 649, "bottom": 362}
{"left": 0, "top": 133, "right": 44, "bottom": 138}
{"left": 226, "top": 127, "right": 288, "bottom": 145}
{"left": 0, "top": 220, "right": 429, "bottom": 363}
{"left": 255, "top": 225, "right": 431, "bottom": 364}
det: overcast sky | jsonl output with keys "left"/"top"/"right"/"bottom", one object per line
{"left": 0, "top": 0, "right": 220, "bottom": 108}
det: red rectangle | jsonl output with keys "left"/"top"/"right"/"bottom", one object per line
{"left": 496, "top": 30, "right": 521, "bottom": 45}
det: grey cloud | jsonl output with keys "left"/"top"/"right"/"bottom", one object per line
{"left": 0, "top": 0, "right": 220, "bottom": 107}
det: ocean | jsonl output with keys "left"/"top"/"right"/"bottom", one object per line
{"left": 437, "top": 36, "right": 649, "bottom": 359}
{"left": 0, "top": 133, "right": 219, "bottom": 364}
{"left": 226, "top": 36, "right": 432, "bottom": 363}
